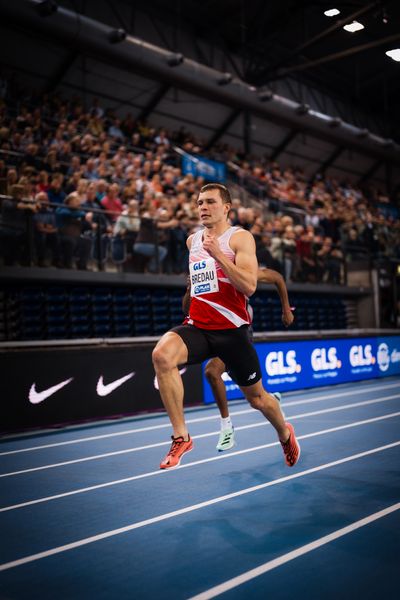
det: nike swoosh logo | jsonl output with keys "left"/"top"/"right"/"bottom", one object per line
{"left": 29, "top": 378, "right": 74, "bottom": 404}
{"left": 96, "top": 372, "right": 135, "bottom": 396}
{"left": 154, "top": 367, "right": 186, "bottom": 391}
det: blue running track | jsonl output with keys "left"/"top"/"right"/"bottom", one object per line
{"left": 0, "top": 377, "right": 399, "bottom": 599}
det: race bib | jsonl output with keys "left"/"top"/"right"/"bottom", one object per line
{"left": 189, "top": 258, "right": 219, "bottom": 297}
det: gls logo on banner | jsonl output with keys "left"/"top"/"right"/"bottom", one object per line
{"left": 349, "top": 344, "right": 375, "bottom": 367}
{"left": 311, "top": 347, "right": 341, "bottom": 371}
{"left": 265, "top": 350, "right": 301, "bottom": 376}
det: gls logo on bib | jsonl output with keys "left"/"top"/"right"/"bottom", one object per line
{"left": 265, "top": 350, "right": 301, "bottom": 376}
{"left": 193, "top": 261, "right": 206, "bottom": 271}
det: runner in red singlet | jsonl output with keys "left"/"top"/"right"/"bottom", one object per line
{"left": 152, "top": 183, "right": 300, "bottom": 469}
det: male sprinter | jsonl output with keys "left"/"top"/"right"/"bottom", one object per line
{"left": 152, "top": 183, "right": 300, "bottom": 469}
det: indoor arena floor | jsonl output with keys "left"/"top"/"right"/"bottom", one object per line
{"left": 0, "top": 377, "right": 399, "bottom": 600}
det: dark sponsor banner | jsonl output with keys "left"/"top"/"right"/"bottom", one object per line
{"left": 1, "top": 345, "right": 203, "bottom": 432}
{"left": 203, "top": 335, "right": 400, "bottom": 403}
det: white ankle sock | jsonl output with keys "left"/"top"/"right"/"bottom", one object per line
{"left": 220, "top": 416, "right": 232, "bottom": 430}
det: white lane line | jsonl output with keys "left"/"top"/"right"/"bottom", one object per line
{"left": 0, "top": 440, "right": 398, "bottom": 573}
{"left": 1, "top": 411, "right": 399, "bottom": 512}
{"left": 1, "top": 393, "right": 399, "bottom": 479}
{"left": 188, "top": 502, "right": 400, "bottom": 600}
{"left": 1, "top": 381, "right": 399, "bottom": 456}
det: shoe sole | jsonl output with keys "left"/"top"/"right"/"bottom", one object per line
{"left": 288, "top": 442, "right": 301, "bottom": 467}
{"left": 283, "top": 423, "right": 301, "bottom": 467}
{"left": 286, "top": 438, "right": 301, "bottom": 467}
{"left": 159, "top": 445, "right": 193, "bottom": 469}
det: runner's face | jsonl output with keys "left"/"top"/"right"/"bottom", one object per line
{"left": 197, "top": 189, "right": 229, "bottom": 227}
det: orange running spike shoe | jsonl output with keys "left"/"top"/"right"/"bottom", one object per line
{"left": 280, "top": 423, "right": 301, "bottom": 467}
{"left": 160, "top": 435, "right": 193, "bottom": 469}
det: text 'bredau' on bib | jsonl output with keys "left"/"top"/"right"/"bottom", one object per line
{"left": 189, "top": 258, "right": 219, "bottom": 297}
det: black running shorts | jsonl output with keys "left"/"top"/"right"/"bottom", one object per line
{"left": 171, "top": 324, "right": 262, "bottom": 387}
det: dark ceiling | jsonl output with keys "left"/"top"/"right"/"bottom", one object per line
{"left": 131, "top": 0, "right": 400, "bottom": 140}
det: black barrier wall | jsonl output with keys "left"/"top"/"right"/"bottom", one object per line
{"left": 1, "top": 343, "right": 202, "bottom": 433}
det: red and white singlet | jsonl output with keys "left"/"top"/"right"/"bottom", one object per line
{"left": 186, "top": 226, "right": 251, "bottom": 330}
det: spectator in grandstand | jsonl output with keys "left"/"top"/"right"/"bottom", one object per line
{"left": 95, "top": 179, "right": 108, "bottom": 203}
{"left": 281, "top": 227, "right": 298, "bottom": 283}
{"left": 83, "top": 158, "right": 99, "bottom": 181}
{"left": 5, "top": 168, "right": 18, "bottom": 195}
{"left": 76, "top": 178, "right": 89, "bottom": 204}
{"left": 17, "top": 175, "right": 36, "bottom": 201}
{"left": 33, "top": 191, "right": 59, "bottom": 267}
{"left": 55, "top": 192, "right": 92, "bottom": 269}
{"left": 100, "top": 183, "right": 123, "bottom": 223}
{"left": 35, "top": 170, "right": 50, "bottom": 194}
{"left": 111, "top": 163, "right": 127, "bottom": 188}
{"left": 319, "top": 207, "right": 343, "bottom": 244}
{"left": 361, "top": 212, "right": 381, "bottom": 256}
{"left": 296, "top": 229, "right": 317, "bottom": 282}
{"left": 82, "top": 183, "right": 109, "bottom": 231}
{"left": 163, "top": 208, "right": 189, "bottom": 274}
{"left": 66, "top": 155, "right": 82, "bottom": 178}
{"left": 342, "top": 227, "right": 368, "bottom": 260}
{"left": 108, "top": 118, "right": 124, "bottom": 141}
{"left": 256, "top": 231, "right": 282, "bottom": 273}
{"left": 0, "top": 183, "right": 37, "bottom": 265}
{"left": 47, "top": 175, "right": 66, "bottom": 205}
{"left": 154, "top": 128, "right": 170, "bottom": 147}
{"left": 42, "top": 149, "right": 61, "bottom": 174}
{"left": 22, "top": 143, "right": 41, "bottom": 171}
{"left": 87, "top": 113, "right": 104, "bottom": 138}
{"left": 113, "top": 198, "right": 141, "bottom": 243}
{"left": 133, "top": 207, "right": 177, "bottom": 273}
{"left": 121, "top": 113, "right": 136, "bottom": 138}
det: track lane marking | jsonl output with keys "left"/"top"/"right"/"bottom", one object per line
{"left": 1, "top": 380, "right": 398, "bottom": 456}
{"left": 1, "top": 411, "right": 399, "bottom": 512}
{"left": 188, "top": 502, "right": 400, "bottom": 600}
{"left": 1, "top": 394, "right": 399, "bottom": 478}
{"left": 0, "top": 440, "right": 399, "bottom": 572}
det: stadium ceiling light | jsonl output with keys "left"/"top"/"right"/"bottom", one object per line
{"left": 166, "top": 52, "right": 184, "bottom": 67}
{"left": 343, "top": 21, "right": 364, "bottom": 33}
{"left": 324, "top": 8, "right": 340, "bottom": 17}
{"left": 357, "top": 128, "right": 369, "bottom": 138}
{"left": 217, "top": 72, "right": 233, "bottom": 85}
{"left": 258, "top": 89, "right": 273, "bottom": 102}
{"left": 383, "top": 138, "right": 395, "bottom": 148}
{"left": 36, "top": 0, "right": 58, "bottom": 17}
{"left": 329, "top": 117, "right": 342, "bottom": 128}
{"left": 295, "top": 103, "right": 310, "bottom": 115}
{"left": 108, "top": 28, "right": 126, "bottom": 43}
{"left": 386, "top": 48, "right": 400, "bottom": 62}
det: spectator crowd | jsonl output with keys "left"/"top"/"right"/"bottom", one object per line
{"left": 0, "top": 76, "right": 399, "bottom": 284}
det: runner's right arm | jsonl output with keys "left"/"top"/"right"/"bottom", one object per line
{"left": 257, "top": 268, "right": 294, "bottom": 327}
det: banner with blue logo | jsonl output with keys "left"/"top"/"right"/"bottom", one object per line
{"left": 181, "top": 154, "right": 226, "bottom": 183}
{"left": 202, "top": 335, "right": 400, "bottom": 403}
